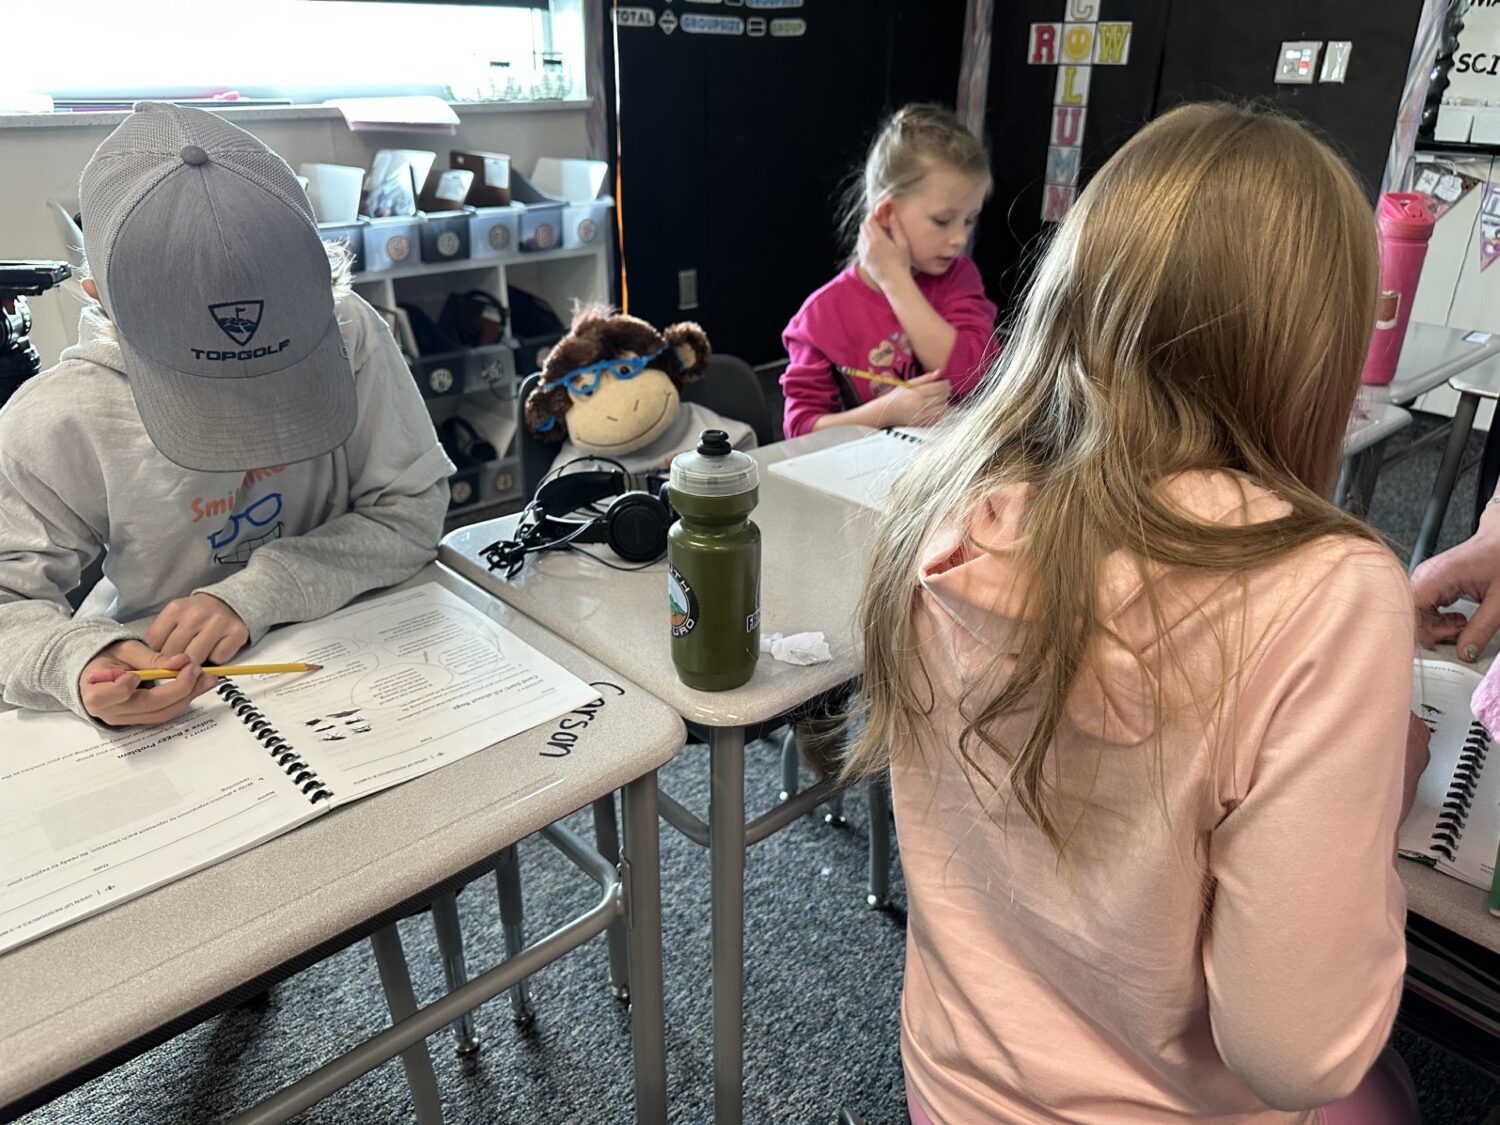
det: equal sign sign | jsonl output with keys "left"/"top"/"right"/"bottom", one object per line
{"left": 1027, "top": 3, "right": 1134, "bottom": 222}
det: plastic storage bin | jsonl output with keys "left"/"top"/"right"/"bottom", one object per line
{"left": 562, "top": 201, "right": 611, "bottom": 249}
{"left": 467, "top": 343, "right": 517, "bottom": 393}
{"left": 470, "top": 205, "right": 523, "bottom": 261}
{"left": 419, "top": 209, "right": 472, "bottom": 264}
{"left": 362, "top": 215, "right": 422, "bottom": 272}
{"left": 317, "top": 219, "right": 366, "bottom": 273}
{"left": 518, "top": 203, "right": 565, "bottom": 252}
{"left": 513, "top": 332, "right": 564, "bottom": 375}
{"left": 410, "top": 350, "right": 466, "bottom": 400}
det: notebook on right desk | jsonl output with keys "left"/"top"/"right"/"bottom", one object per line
{"left": 766, "top": 427, "right": 928, "bottom": 512}
{"left": 1403, "top": 660, "right": 1499, "bottom": 902}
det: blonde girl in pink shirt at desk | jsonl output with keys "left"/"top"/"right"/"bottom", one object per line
{"left": 845, "top": 103, "right": 1429, "bottom": 1124}
{"left": 780, "top": 104, "right": 999, "bottom": 439}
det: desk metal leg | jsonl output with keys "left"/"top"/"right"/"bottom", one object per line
{"left": 1337, "top": 446, "right": 1385, "bottom": 519}
{"left": 778, "top": 727, "right": 799, "bottom": 802}
{"left": 866, "top": 779, "right": 891, "bottom": 909}
{"left": 494, "top": 845, "right": 535, "bottom": 1026}
{"left": 1473, "top": 415, "right": 1500, "bottom": 533}
{"left": 593, "top": 793, "right": 631, "bottom": 1002}
{"left": 428, "top": 892, "right": 480, "bottom": 1058}
{"left": 1412, "top": 393, "right": 1480, "bottom": 571}
{"left": 824, "top": 791, "right": 847, "bottom": 827}
{"left": 709, "top": 724, "right": 747, "bottom": 1125}
{"left": 621, "top": 772, "right": 668, "bottom": 1124}
{"left": 369, "top": 925, "right": 445, "bottom": 1125}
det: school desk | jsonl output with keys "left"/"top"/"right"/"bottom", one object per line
{"left": 1402, "top": 628, "right": 1500, "bottom": 1057}
{"left": 440, "top": 427, "right": 874, "bottom": 1125}
{"left": 1340, "top": 323, "right": 1500, "bottom": 520}
{"left": 0, "top": 565, "right": 685, "bottom": 1125}
{"left": 1375, "top": 321, "right": 1500, "bottom": 408}
{"left": 1404, "top": 623, "right": 1500, "bottom": 958}
{"left": 1408, "top": 348, "right": 1500, "bottom": 569}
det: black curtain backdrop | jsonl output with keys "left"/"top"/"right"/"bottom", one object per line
{"left": 607, "top": 0, "right": 1424, "bottom": 361}
{"left": 612, "top": 0, "right": 964, "bottom": 365}
{"left": 972, "top": 0, "right": 1423, "bottom": 312}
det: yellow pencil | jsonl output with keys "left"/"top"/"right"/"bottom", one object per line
{"left": 133, "top": 662, "right": 323, "bottom": 682}
{"left": 839, "top": 366, "right": 907, "bottom": 388}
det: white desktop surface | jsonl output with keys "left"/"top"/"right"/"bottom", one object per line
{"left": 0, "top": 565, "right": 686, "bottom": 1114}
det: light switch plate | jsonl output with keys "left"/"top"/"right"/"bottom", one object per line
{"left": 1320, "top": 40, "right": 1352, "bottom": 83}
{"left": 1275, "top": 40, "right": 1321, "bottom": 85}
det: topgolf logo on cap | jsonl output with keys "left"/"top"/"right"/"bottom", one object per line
{"left": 209, "top": 300, "right": 264, "bottom": 346}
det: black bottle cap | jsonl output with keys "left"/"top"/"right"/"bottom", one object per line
{"left": 697, "top": 429, "right": 732, "bottom": 456}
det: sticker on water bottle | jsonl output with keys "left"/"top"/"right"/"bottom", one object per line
{"left": 669, "top": 565, "right": 699, "bottom": 638}
{"left": 746, "top": 577, "right": 760, "bottom": 632}
{"left": 1374, "top": 289, "right": 1400, "bottom": 330}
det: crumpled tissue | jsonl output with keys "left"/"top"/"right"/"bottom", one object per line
{"left": 759, "top": 631, "right": 832, "bottom": 665}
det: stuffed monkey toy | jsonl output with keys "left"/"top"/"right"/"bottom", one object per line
{"left": 524, "top": 308, "right": 713, "bottom": 457}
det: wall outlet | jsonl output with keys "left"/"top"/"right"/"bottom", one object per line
{"left": 678, "top": 268, "right": 699, "bottom": 310}
{"left": 1274, "top": 41, "right": 1321, "bottom": 85}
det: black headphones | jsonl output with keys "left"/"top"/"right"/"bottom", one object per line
{"left": 481, "top": 468, "right": 675, "bottom": 578}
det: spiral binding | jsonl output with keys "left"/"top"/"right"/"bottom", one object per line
{"left": 1430, "top": 717, "right": 1489, "bottom": 863}
{"left": 884, "top": 428, "right": 924, "bottom": 445}
{"left": 216, "top": 681, "right": 335, "bottom": 804}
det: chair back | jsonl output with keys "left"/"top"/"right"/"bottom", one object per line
{"left": 515, "top": 371, "right": 559, "bottom": 498}
{"left": 681, "top": 354, "right": 776, "bottom": 445}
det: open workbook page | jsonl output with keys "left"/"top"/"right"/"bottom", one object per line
{"left": 0, "top": 701, "right": 322, "bottom": 952}
{"left": 767, "top": 427, "right": 929, "bottom": 512}
{"left": 0, "top": 583, "right": 601, "bottom": 953}
{"left": 239, "top": 584, "right": 601, "bottom": 800}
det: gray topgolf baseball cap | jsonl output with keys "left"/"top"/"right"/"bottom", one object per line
{"left": 79, "top": 102, "right": 356, "bottom": 472}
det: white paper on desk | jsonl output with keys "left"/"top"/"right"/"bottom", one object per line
{"left": 325, "top": 95, "right": 459, "bottom": 134}
{"left": 0, "top": 703, "right": 324, "bottom": 954}
{"left": 0, "top": 585, "right": 600, "bottom": 954}
{"left": 242, "top": 585, "right": 601, "bottom": 799}
{"left": 767, "top": 428, "right": 929, "bottom": 512}
{"left": 1401, "top": 660, "right": 1499, "bottom": 891}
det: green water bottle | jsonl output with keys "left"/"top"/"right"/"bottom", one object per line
{"left": 666, "top": 430, "right": 761, "bottom": 691}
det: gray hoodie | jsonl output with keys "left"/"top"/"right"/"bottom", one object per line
{"left": 0, "top": 291, "right": 453, "bottom": 719}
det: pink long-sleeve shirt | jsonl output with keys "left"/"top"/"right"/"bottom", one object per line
{"left": 780, "top": 258, "right": 998, "bottom": 438}
{"left": 897, "top": 472, "right": 1412, "bottom": 1124}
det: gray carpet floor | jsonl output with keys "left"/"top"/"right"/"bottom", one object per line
{"left": 16, "top": 412, "right": 1500, "bottom": 1125}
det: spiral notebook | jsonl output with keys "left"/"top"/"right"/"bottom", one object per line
{"left": 0, "top": 584, "right": 600, "bottom": 954}
{"left": 1401, "top": 660, "right": 1499, "bottom": 892}
{"left": 767, "top": 427, "right": 928, "bottom": 512}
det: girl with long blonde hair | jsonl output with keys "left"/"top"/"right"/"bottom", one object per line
{"left": 850, "top": 103, "right": 1426, "bottom": 1124}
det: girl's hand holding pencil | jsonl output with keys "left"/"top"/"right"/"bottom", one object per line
{"left": 854, "top": 368, "right": 950, "bottom": 428}
{"left": 841, "top": 366, "right": 908, "bottom": 388}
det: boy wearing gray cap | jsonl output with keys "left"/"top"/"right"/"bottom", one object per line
{"left": 0, "top": 103, "right": 453, "bottom": 726}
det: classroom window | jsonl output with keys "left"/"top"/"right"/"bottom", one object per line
{"left": 4, "top": 0, "right": 585, "bottom": 111}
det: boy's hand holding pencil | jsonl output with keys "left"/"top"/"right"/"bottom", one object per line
{"left": 144, "top": 592, "right": 250, "bottom": 669}
{"left": 79, "top": 641, "right": 218, "bottom": 728}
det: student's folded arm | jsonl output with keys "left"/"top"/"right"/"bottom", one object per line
{"left": 936, "top": 258, "right": 999, "bottom": 399}
{"left": 194, "top": 298, "right": 453, "bottom": 642}
{"left": 0, "top": 450, "right": 134, "bottom": 718}
{"left": 1204, "top": 546, "right": 1412, "bottom": 1110}
{"left": 780, "top": 333, "right": 846, "bottom": 439}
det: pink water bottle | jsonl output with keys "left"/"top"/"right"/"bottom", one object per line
{"left": 1361, "top": 192, "right": 1435, "bottom": 385}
